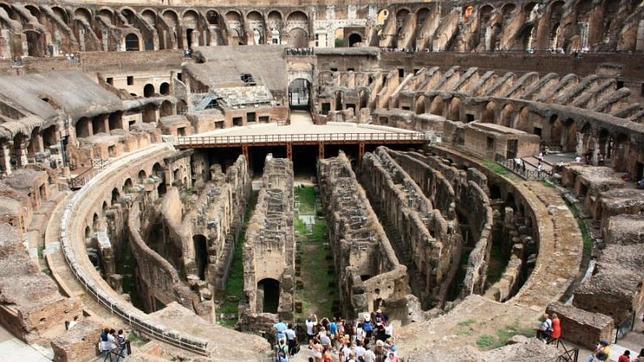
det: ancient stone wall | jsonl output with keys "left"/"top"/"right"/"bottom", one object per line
{"left": 239, "top": 155, "right": 295, "bottom": 329}
{"left": 318, "top": 152, "right": 410, "bottom": 316}
{"left": 546, "top": 302, "right": 615, "bottom": 350}
{"left": 359, "top": 146, "right": 461, "bottom": 309}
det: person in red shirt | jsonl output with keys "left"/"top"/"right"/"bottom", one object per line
{"left": 551, "top": 313, "right": 562, "bottom": 343}
{"left": 619, "top": 350, "right": 632, "bottom": 362}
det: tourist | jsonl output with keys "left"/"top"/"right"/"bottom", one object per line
{"left": 355, "top": 322, "right": 365, "bottom": 345}
{"left": 308, "top": 338, "right": 323, "bottom": 362}
{"left": 363, "top": 345, "right": 376, "bottom": 362}
{"left": 384, "top": 350, "right": 400, "bottom": 362}
{"left": 318, "top": 327, "right": 331, "bottom": 349}
{"left": 353, "top": 339, "right": 367, "bottom": 360}
{"left": 587, "top": 339, "right": 611, "bottom": 362}
{"left": 285, "top": 323, "right": 297, "bottom": 356}
{"left": 306, "top": 314, "right": 318, "bottom": 341}
{"left": 275, "top": 338, "right": 289, "bottom": 361}
{"left": 339, "top": 336, "right": 352, "bottom": 361}
{"left": 274, "top": 318, "right": 288, "bottom": 343}
{"left": 322, "top": 348, "right": 333, "bottom": 362}
{"left": 550, "top": 313, "right": 561, "bottom": 344}
{"left": 99, "top": 328, "right": 111, "bottom": 355}
{"left": 363, "top": 315, "right": 374, "bottom": 340}
{"left": 117, "top": 329, "right": 130, "bottom": 356}
{"left": 619, "top": 350, "right": 632, "bottom": 362}
{"left": 537, "top": 313, "right": 553, "bottom": 342}
{"left": 384, "top": 322, "right": 394, "bottom": 340}
{"left": 329, "top": 317, "right": 338, "bottom": 341}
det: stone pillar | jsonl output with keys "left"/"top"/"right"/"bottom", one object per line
{"left": 14, "top": 140, "right": 29, "bottom": 167}
{"left": 0, "top": 143, "right": 11, "bottom": 175}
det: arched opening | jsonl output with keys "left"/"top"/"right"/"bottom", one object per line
{"left": 143, "top": 84, "right": 155, "bottom": 97}
{"left": 257, "top": 278, "right": 280, "bottom": 313}
{"left": 43, "top": 125, "right": 58, "bottom": 148}
{"left": 448, "top": 98, "right": 462, "bottom": 121}
{"left": 348, "top": 33, "right": 362, "bottom": 47}
{"left": 92, "top": 213, "right": 100, "bottom": 230}
{"left": 160, "top": 100, "right": 174, "bottom": 117}
{"left": 429, "top": 96, "right": 444, "bottom": 116}
{"left": 415, "top": 96, "right": 426, "bottom": 114}
{"left": 125, "top": 33, "right": 140, "bottom": 51}
{"left": 123, "top": 178, "right": 133, "bottom": 191}
{"left": 75, "top": 117, "right": 92, "bottom": 138}
{"left": 159, "top": 82, "right": 170, "bottom": 95}
{"left": 24, "top": 30, "right": 45, "bottom": 57}
{"left": 489, "top": 184, "right": 501, "bottom": 200}
{"left": 138, "top": 170, "right": 147, "bottom": 181}
{"left": 111, "top": 188, "right": 120, "bottom": 204}
{"left": 193, "top": 234, "right": 208, "bottom": 280}
{"left": 482, "top": 101, "right": 497, "bottom": 123}
{"left": 109, "top": 112, "right": 123, "bottom": 130}
{"left": 176, "top": 100, "right": 187, "bottom": 115}
{"left": 287, "top": 28, "right": 308, "bottom": 48}
{"left": 288, "top": 78, "right": 311, "bottom": 110}
{"left": 142, "top": 104, "right": 157, "bottom": 123}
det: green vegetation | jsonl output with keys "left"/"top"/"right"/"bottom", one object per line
{"left": 218, "top": 191, "right": 258, "bottom": 328}
{"left": 476, "top": 321, "right": 534, "bottom": 350}
{"left": 567, "top": 202, "right": 594, "bottom": 259}
{"left": 127, "top": 331, "right": 146, "bottom": 347}
{"left": 542, "top": 179, "right": 555, "bottom": 188}
{"left": 486, "top": 241, "right": 508, "bottom": 285}
{"left": 476, "top": 335, "right": 496, "bottom": 349}
{"left": 294, "top": 186, "right": 337, "bottom": 320}
{"left": 295, "top": 186, "right": 317, "bottom": 214}
{"left": 335, "top": 38, "right": 346, "bottom": 47}
{"left": 483, "top": 160, "right": 509, "bottom": 176}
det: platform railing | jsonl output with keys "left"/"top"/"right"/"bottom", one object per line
{"left": 174, "top": 132, "right": 430, "bottom": 146}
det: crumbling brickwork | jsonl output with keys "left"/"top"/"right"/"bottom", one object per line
{"left": 318, "top": 152, "right": 410, "bottom": 316}
{"left": 239, "top": 155, "right": 295, "bottom": 330}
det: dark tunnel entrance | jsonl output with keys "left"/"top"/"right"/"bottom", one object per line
{"left": 193, "top": 234, "right": 208, "bottom": 280}
{"left": 257, "top": 278, "right": 280, "bottom": 313}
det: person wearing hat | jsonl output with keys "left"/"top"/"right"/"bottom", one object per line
{"left": 588, "top": 340, "right": 611, "bottom": 362}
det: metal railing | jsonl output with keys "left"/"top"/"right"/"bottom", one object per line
{"left": 555, "top": 339, "right": 579, "bottom": 362}
{"left": 174, "top": 132, "right": 430, "bottom": 146}
{"left": 59, "top": 145, "right": 210, "bottom": 356}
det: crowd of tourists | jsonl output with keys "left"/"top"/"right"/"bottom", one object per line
{"left": 273, "top": 309, "right": 400, "bottom": 362}
{"left": 98, "top": 328, "right": 131, "bottom": 361}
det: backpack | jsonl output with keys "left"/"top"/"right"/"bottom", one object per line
{"left": 275, "top": 344, "right": 288, "bottom": 361}
{"left": 363, "top": 321, "right": 373, "bottom": 333}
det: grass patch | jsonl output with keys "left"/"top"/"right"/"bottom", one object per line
{"left": 294, "top": 186, "right": 337, "bottom": 320}
{"left": 295, "top": 186, "right": 317, "bottom": 214}
{"left": 476, "top": 335, "right": 496, "bottom": 349}
{"left": 542, "top": 179, "right": 555, "bottom": 188}
{"left": 483, "top": 160, "right": 509, "bottom": 176}
{"left": 476, "top": 322, "right": 535, "bottom": 350}
{"left": 457, "top": 319, "right": 477, "bottom": 327}
{"left": 566, "top": 202, "right": 593, "bottom": 259}
{"left": 128, "top": 331, "right": 146, "bottom": 347}
{"left": 486, "top": 241, "right": 507, "bottom": 285}
{"left": 217, "top": 191, "right": 258, "bottom": 328}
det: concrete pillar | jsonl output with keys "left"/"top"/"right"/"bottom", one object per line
{"left": 0, "top": 143, "right": 12, "bottom": 174}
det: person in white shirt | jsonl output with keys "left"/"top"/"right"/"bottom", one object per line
{"left": 353, "top": 340, "right": 367, "bottom": 359}
{"left": 305, "top": 314, "right": 317, "bottom": 341}
{"left": 285, "top": 324, "right": 297, "bottom": 356}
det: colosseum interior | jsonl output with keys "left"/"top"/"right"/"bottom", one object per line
{"left": 0, "top": 0, "right": 642, "bottom": 361}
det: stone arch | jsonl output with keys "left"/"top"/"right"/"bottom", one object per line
{"left": 288, "top": 27, "right": 308, "bottom": 48}
{"left": 429, "top": 96, "right": 444, "bottom": 116}
{"left": 562, "top": 118, "right": 577, "bottom": 152}
{"left": 92, "top": 213, "right": 99, "bottom": 230}
{"left": 143, "top": 84, "right": 155, "bottom": 97}
{"left": 111, "top": 187, "right": 120, "bottom": 204}
{"left": 141, "top": 9, "right": 157, "bottom": 26}
{"left": 205, "top": 9, "right": 220, "bottom": 25}
{"left": 27, "top": 126, "right": 41, "bottom": 157}
{"left": 499, "top": 103, "right": 514, "bottom": 127}
{"left": 125, "top": 33, "right": 140, "bottom": 51}
{"left": 159, "top": 82, "right": 170, "bottom": 95}
{"left": 415, "top": 95, "right": 426, "bottom": 114}
{"left": 348, "top": 32, "right": 363, "bottom": 47}
{"left": 447, "top": 98, "right": 462, "bottom": 121}
{"left": 257, "top": 278, "right": 280, "bottom": 313}
{"left": 160, "top": 100, "right": 174, "bottom": 117}
{"left": 482, "top": 101, "right": 497, "bottom": 123}
{"left": 177, "top": 100, "right": 187, "bottom": 115}
{"left": 514, "top": 106, "right": 531, "bottom": 131}
{"left": 76, "top": 117, "right": 92, "bottom": 138}
{"left": 377, "top": 9, "right": 389, "bottom": 26}
{"left": 23, "top": 30, "right": 45, "bottom": 57}
{"left": 193, "top": 234, "right": 208, "bottom": 280}
{"left": 73, "top": 7, "right": 92, "bottom": 23}
{"left": 52, "top": 6, "right": 69, "bottom": 23}
{"left": 162, "top": 9, "right": 179, "bottom": 27}
{"left": 101, "top": 201, "right": 108, "bottom": 215}
{"left": 142, "top": 104, "right": 157, "bottom": 123}
{"left": 123, "top": 178, "right": 133, "bottom": 190}
{"left": 286, "top": 10, "right": 308, "bottom": 23}
{"left": 24, "top": 4, "right": 41, "bottom": 20}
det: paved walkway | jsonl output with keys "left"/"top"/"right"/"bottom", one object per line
{"left": 0, "top": 325, "right": 52, "bottom": 361}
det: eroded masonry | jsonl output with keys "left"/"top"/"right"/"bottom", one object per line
{"left": 0, "top": 0, "right": 642, "bottom": 361}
